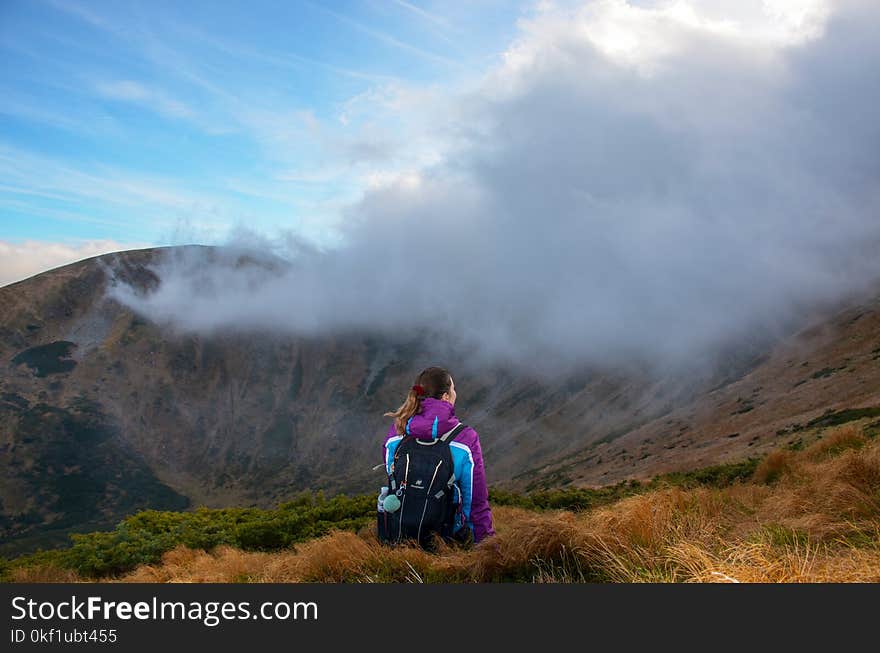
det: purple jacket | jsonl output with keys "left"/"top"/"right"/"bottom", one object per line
{"left": 383, "top": 397, "right": 495, "bottom": 543}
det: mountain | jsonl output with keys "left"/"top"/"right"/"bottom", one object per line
{"left": 1, "top": 246, "right": 879, "bottom": 556}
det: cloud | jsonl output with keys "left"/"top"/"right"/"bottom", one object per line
{"left": 0, "top": 144, "right": 227, "bottom": 222}
{"left": 111, "top": 0, "right": 880, "bottom": 376}
{"left": 95, "top": 80, "right": 195, "bottom": 119}
{"left": 0, "top": 240, "right": 144, "bottom": 287}
{"left": 389, "top": 0, "right": 457, "bottom": 31}
{"left": 306, "top": 1, "right": 463, "bottom": 68}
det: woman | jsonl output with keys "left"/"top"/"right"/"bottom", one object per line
{"left": 382, "top": 366, "right": 495, "bottom": 544}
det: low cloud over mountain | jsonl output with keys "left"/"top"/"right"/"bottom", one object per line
{"left": 112, "top": 1, "right": 880, "bottom": 374}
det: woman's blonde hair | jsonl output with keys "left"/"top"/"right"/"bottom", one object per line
{"left": 384, "top": 366, "right": 453, "bottom": 435}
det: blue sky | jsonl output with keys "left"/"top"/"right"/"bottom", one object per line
{"left": 5, "top": 0, "right": 877, "bottom": 371}
{"left": 0, "top": 0, "right": 526, "bottom": 281}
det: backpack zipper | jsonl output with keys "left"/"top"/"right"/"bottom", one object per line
{"left": 397, "top": 453, "right": 411, "bottom": 544}
{"left": 416, "top": 460, "right": 444, "bottom": 544}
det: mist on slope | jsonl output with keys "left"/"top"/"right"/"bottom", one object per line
{"left": 110, "top": 0, "right": 880, "bottom": 378}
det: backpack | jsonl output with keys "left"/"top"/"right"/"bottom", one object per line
{"left": 377, "top": 423, "right": 468, "bottom": 550}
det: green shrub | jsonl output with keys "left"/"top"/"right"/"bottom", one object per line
{"left": 0, "top": 452, "right": 788, "bottom": 579}
{"left": 805, "top": 407, "right": 880, "bottom": 429}
{"left": 654, "top": 458, "right": 760, "bottom": 488}
{"left": 4, "top": 493, "right": 375, "bottom": 578}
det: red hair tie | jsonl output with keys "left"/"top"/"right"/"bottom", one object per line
{"left": 411, "top": 384, "right": 425, "bottom": 396}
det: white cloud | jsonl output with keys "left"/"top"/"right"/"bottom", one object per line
{"left": 0, "top": 240, "right": 145, "bottom": 287}
{"left": 113, "top": 0, "right": 880, "bottom": 376}
{"left": 496, "top": 0, "right": 833, "bottom": 85}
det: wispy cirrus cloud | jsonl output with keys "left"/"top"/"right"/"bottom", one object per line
{"left": 305, "top": 1, "right": 463, "bottom": 68}
{"left": 94, "top": 80, "right": 195, "bottom": 119}
{"left": 0, "top": 95, "right": 93, "bottom": 133}
{"left": 0, "top": 145, "right": 211, "bottom": 213}
{"left": 3, "top": 0, "right": 526, "bottom": 273}
{"left": 0, "top": 144, "right": 238, "bottom": 245}
{"left": 384, "top": 0, "right": 465, "bottom": 50}
{"left": 389, "top": 0, "right": 456, "bottom": 30}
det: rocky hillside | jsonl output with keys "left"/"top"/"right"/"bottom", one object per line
{"left": 1, "top": 246, "right": 878, "bottom": 555}
{"left": 519, "top": 295, "right": 880, "bottom": 488}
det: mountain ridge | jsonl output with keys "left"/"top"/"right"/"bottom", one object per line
{"left": 1, "top": 245, "right": 878, "bottom": 555}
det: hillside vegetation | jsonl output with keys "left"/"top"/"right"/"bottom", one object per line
{"left": 5, "top": 248, "right": 880, "bottom": 556}
{"left": 3, "top": 418, "right": 879, "bottom": 583}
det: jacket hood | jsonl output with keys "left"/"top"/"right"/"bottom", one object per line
{"left": 405, "top": 397, "right": 460, "bottom": 440}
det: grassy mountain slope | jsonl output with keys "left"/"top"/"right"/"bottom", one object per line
{"left": 514, "top": 292, "right": 880, "bottom": 490}
{"left": 5, "top": 417, "right": 879, "bottom": 583}
{"left": 2, "top": 246, "right": 879, "bottom": 557}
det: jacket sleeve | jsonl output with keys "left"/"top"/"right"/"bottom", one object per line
{"left": 383, "top": 422, "right": 399, "bottom": 474}
{"left": 466, "top": 431, "right": 496, "bottom": 543}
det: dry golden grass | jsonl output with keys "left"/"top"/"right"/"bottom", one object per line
{"left": 17, "top": 421, "right": 880, "bottom": 583}
{"left": 805, "top": 424, "right": 867, "bottom": 461}
{"left": 753, "top": 449, "right": 795, "bottom": 484}
{"left": 121, "top": 545, "right": 277, "bottom": 583}
{"left": 9, "top": 564, "right": 85, "bottom": 583}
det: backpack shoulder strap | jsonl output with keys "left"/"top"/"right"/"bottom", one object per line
{"left": 439, "top": 423, "right": 467, "bottom": 443}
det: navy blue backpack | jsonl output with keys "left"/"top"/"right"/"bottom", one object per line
{"left": 377, "top": 423, "right": 468, "bottom": 550}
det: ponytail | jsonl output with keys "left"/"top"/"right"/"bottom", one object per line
{"left": 384, "top": 367, "right": 452, "bottom": 435}
{"left": 384, "top": 386, "right": 423, "bottom": 435}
